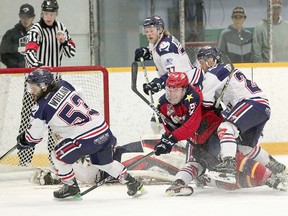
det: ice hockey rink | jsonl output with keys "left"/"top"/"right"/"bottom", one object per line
{"left": 1, "top": 155, "right": 287, "bottom": 216}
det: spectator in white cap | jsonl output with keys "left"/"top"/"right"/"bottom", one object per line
{"left": 252, "top": 0, "right": 288, "bottom": 62}
{"left": 218, "top": 6, "right": 253, "bottom": 63}
{"left": 0, "top": 3, "right": 35, "bottom": 67}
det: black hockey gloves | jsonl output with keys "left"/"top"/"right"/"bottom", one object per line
{"left": 134, "top": 47, "right": 152, "bottom": 61}
{"left": 154, "top": 133, "right": 178, "bottom": 156}
{"left": 143, "top": 77, "right": 165, "bottom": 95}
{"left": 16, "top": 132, "right": 35, "bottom": 150}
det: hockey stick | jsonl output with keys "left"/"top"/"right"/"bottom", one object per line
{"left": 80, "top": 150, "right": 155, "bottom": 196}
{"left": 131, "top": 61, "right": 178, "bottom": 130}
{"left": 214, "top": 53, "right": 235, "bottom": 108}
{"left": 0, "top": 145, "right": 17, "bottom": 161}
{"left": 139, "top": 58, "right": 161, "bottom": 128}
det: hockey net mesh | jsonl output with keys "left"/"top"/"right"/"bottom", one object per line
{"left": 0, "top": 66, "right": 109, "bottom": 174}
{"left": 185, "top": 41, "right": 218, "bottom": 64}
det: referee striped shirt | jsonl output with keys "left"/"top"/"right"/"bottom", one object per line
{"left": 25, "top": 19, "right": 76, "bottom": 67}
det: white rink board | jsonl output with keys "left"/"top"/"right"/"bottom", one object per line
{"left": 0, "top": 65, "right": 287, "bottom": 156}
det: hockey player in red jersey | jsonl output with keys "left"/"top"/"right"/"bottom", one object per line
{"left": 16, "top": 68, "right": 145, "bottom": 199}
{"left": 153, "top": 71, "right": 288, "bottom": 196}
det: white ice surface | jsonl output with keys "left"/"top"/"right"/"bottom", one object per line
{"left": 1, "top": 181, "right": 288, "bottom": 216}
{"left": 1, "top": 156, "right": 288, "bottom": 216}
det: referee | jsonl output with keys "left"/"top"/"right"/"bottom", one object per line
{"left": 19, "top": 0, "right": 76, "bottom": 166}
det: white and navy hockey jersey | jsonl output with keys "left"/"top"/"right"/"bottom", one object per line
{"left": 149, "top": 34, "right": 203, "bottom": 88}
{"left": 24, "top": 80, "right": 109, "bottom": 146}
{"left": 202, "top": 63, "right": 268, "bottom": 108}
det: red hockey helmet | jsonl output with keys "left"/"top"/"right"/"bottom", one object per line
{"left": 166, "top": 72, "right": 189, "bottom": 88}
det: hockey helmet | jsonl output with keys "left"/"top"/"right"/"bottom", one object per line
{"left": 166, "top": 72, "right": 189, "bottom": 88}
{"left": 197, "top": 46, "right": 222, "bottom": 63}
{"left": 166, "top": 72, "right": 189, "bottom": 105}
{"left": 143, "top": 15, "right": 165, "bottom": 30}
{"left": 27, "top": 68, "right": 54, "bottom": 88}
{"left": 41, "top": 0, "right": 59, "bottom": 12}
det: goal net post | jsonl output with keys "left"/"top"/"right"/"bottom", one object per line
{"left": 0, "top": 66, "right": 109, "bottom": 175}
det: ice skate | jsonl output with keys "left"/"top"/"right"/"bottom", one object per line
{"left": 265, "top": 156, "right": 286, "bottom": 174}
{"left": 54, "top": 178, "right": 81, "bottom": 199}
{"left": 165, "top": 179, "right": 194, "bottom": 196}
{"left": 195, "top": 175, "right": 209, "bottom": 188}
{"left": 265, "top": 173, "right": 288, "bottom": 191}
{"left": 123, "top": 173, "right": 146, "bottom": 197}
{"left": 213, "top": 157, "right": 236, "bottom": 174}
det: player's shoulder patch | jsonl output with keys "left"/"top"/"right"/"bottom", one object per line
{"left": 182, "top": 87, "right": 200, "bottom": 106}
{"left": 157, "top": 36, "right": 178, "bottom": 55}
{"left": 208, "top": 63, "right": 230, "bottom": 82}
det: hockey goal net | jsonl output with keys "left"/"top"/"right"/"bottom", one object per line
{"left": 0, "top": 66, "right": 109, "bottom": 176}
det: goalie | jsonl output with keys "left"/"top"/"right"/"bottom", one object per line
{"left": 152, "top": 71, "right": 288, "bottom": 196}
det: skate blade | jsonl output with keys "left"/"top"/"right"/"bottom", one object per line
{"left": 165, "top": 187, "right": 194, "bottom": 196}
{"left": 132, "top": 186, "right": 148, "bottom": 198}
{"left": 277, "top": 183, "right": 288, "bottom": 192}
{"left": 206, "top": 171, "right": 236, "bottom": 184}
{"left": 54, "top": 193, "right": 82, "bottom": 201}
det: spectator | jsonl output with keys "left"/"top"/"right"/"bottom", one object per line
{"left": 0, "top": 4, "right": 35, "bottom": 68}
{"left": 218, "top": 7, "right": 252, "bottom": 63}
{"left": 252, "top": 0, "right": 288, "bottom": 62}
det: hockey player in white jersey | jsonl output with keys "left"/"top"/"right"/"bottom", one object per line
{"left": 16, "top": 68, "right": 145, "bottom": 199}
{"left": 134, "top": 15, "right": 204, "bottom": 133}
{"left": 135, "top": 15, "right": 203, "bottom": 91}
{"left": 197, "top": 46, "right": 286, "bottom": 175}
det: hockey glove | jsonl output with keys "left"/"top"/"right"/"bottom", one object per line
{"left": 16, "top": 132, "right": 35, "bottom": 151}
{"left": 154, "top": 133, "right": 178, "bottom": 156}
{"left": 134, "top": 47, "right": 152, "bottom": 61}
{"left": 143, "top": 77, "right": 165, "bottom": 95}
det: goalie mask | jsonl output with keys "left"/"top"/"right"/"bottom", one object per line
{"left": 165, "top": 72, "right": 189, "bottom": 105}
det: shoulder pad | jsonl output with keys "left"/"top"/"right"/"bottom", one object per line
{"left": 157, "top": 36, "right": 178, "bottom": 55}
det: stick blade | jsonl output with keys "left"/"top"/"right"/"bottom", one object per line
{"left": 131, "top": 61, "right": 139, "bottom": 90}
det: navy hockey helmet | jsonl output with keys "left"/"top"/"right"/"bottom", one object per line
{"left": 41, "top": 0, "right": 59, "bottom": 12}
{"left": 197, "top": 46, "right": 222, "bottom": 63}
{"left": 27, "top": 68, "right": 54, "bottom": 88}
{"left": 143, "top": 15, "right": 165, "bottom": 30}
